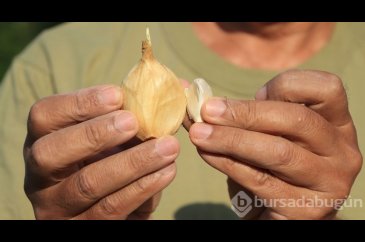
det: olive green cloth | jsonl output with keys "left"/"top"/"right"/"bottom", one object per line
{"left": 0, "top": 22, "right": 364, "bottom": 219}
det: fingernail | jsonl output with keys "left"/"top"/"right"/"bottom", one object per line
{"left": 155, "top": 136, "right": 179, "bottom": 158}
{"left": 255, "top": 85, "right": 267, "bottom": 100}
{"left": 114, "top": 112, "right": 136, "bottom": 132}
{"left": 191, "top": 123, "right": 213, "bottom": 140}
{"left": 205, "top": 99, "right": 227, "bottom": 117}
{"left": 99, "top": 86, "right": 121, "bottom": 105}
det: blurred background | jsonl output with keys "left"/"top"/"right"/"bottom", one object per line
{"left": 0, "top": 22, "right": 61, "bottom": 82}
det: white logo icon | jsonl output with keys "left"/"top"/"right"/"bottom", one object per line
{"left": 231, "top": 191, "right": 253, "bottom": 218}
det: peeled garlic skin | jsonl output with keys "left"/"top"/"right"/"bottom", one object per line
{"left": 185, "top": 78, "right": 213, "bottom": 123}
{"left": 122, "top": 57, "right": 187, "bottom": 141}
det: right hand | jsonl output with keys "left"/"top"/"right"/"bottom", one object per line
{"left": 23, "top": 85, "right": 178, "bottom": 220}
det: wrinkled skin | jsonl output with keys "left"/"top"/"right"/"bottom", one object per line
{"left": 24, "top": 85, "right": 178, "bottom": 219}
{"left": 24, "top": 70, "right": 363, "bottom": 220}
{"left": 188, "top": 70, "right": 363, "bottom": 219}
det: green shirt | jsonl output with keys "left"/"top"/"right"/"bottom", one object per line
{"left": 0, "top": 22, "right": 364, "bottom": 219}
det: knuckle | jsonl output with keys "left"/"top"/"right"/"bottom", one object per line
{"left": 273, "top": 141, "right": 295, "bottom": 167}
{"left": 252, "top": 170, "right": 274, "bottom": 189}
{"left": 134, "top": 173, "right": 159, "bottom": 194}
{"left": 294, "top": 106, "right": 318, "bottom": 134}
{"left": 267, "top": 77, "right": 290, "bottom": 100}
{"left": 326, "top": 72, "right": 343, "bottom": 87}
{"left": 75, "top": 171, "right": 98, "bottom": 201}
{"left": 224, "top": 131, "right": 243, "bottom": 153}
{"left": 99, "top": 196, "right": 119, "bottom": 216}
{"left": 349, "top": 150, "right": 363, "bottom": 176}
{"left": 23, "top": 175, "right": 38, "bottom": 197}
{"left": 334, "top": 186, "right": 350, "bottom": 202}
{"left": 239, "top": 101, "right": 257, "bottom": 129}
{"left": 84, "top": 122, "right": 105, "bottom": 152}
{"left": 326, "top": 181, "right": 350, "bottom": 207}
{"left": 126, "top": 148, "right": 155, "bottom": 173}
{"left": 268, "top": 69, "right": 310, "bottom": 100}
{"left": 29, "top": 139, "right": 49, "bottom": 171}
{"left": 274, "top": 70, "right": 299, "bottom": 83}
{"left": 73, "top": 89, "right": 101, "bottom": 120}
{"left": 222, "top": 156, "right": 237, "bottom": 173}
{"left": 28, "top": 101, "right": 47, "bottom": 128}
{"left": 324, "top": 73, "right": 346, "bottom": 98}
{"left": 135, "top": 179, "right": 149, "bottom": 193}
{"left": 225, "top": 99, "right": 239, "bottom": 123}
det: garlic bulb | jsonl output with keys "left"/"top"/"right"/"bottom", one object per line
{"left": 185, "top": 78, "right": 213, "bottom": 122}
{"left": 122, "top": 28, "right": 187, "bottom": 141}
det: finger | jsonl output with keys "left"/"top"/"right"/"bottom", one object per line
{"left": 28, "top": 85, "right": 123, "bottom": 140}
{"left": 180, "top": 79, "right": 191, "bottom": 88}
{"left": 134, "top": 193, "right": 162, "bottom": 214}
{"left": 198, "top": 150, "right": 314, "bottom": 208}
{"left": 128, "top": 193, "right": 162, "bottom": 220}
{"left": 52, "top": 136, "right": 178, "bottom": 216}
{"left": 256, "top": 70, "right": 351, "bottom": 127}
{"left": 201, "top": 152, "right": 332, "bottom": 219}
{"left": 201, "top": 98, "right": 337, "bottom": 156}
{"left": 79, "top": 137, "right": 143, "bottom": 168}
{"left": 190, "top": 123, "right": 327, "bottom": 188}
{"left": 227, "top": 178, "right": 265, "bottom": 220}
{"left": 28, "top": 110, "right": 138, "bottom": 180}
{"left": 73, "top": 163, "right": 176, "bottom": 220}
{"left": 183, "top": 112, "right": 194, "bottom": 131}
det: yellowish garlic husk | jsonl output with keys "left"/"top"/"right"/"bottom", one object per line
{"left": 122, "top": 30, "right": 187, "bottom": 141}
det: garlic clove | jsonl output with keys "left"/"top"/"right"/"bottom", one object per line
{"left": 121, "top": 28, "right": 187, "bottom": 141}
{"left": 185, "top": 78, "right": 213, "bottom": 123}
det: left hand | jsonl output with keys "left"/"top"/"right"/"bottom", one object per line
{"left": 189, "top": 70, "right": 363, "bottom": 219}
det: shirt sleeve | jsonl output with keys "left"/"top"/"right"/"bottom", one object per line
{"left": 0, "top": 22, "right": 129, "bottom": 219}
{"left": 0, "top": 34, "right": 55, "bottom": 219}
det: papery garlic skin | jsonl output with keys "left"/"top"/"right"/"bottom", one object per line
{"left": 185, "top": 78, "right": 213, "bottom": 122}
{"left": 122, "top": 28, "right": 187, "bottom": 141}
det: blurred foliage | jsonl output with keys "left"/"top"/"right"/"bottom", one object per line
{"left": 0, "top": 22, "right": 61, "bottom": 81}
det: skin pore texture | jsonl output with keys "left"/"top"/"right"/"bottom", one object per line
{"left": 192, "top": 22, "right": 336, "bottom": 70}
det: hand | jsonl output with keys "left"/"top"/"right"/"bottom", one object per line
{"left": 189, "top": 70, "right": 363, "bottom": 219}
{"left": 23, "top": 85, "right": 178, "bottom": 219}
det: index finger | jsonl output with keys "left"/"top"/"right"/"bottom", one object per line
{"left": 201, "top": 98, "right": 337, "bottom": 156}
{"left": 256, "top": 70, "right": 352, "bottom": 127}
{"left": 28, "top": 85, "right": 123, "bottom": 140}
